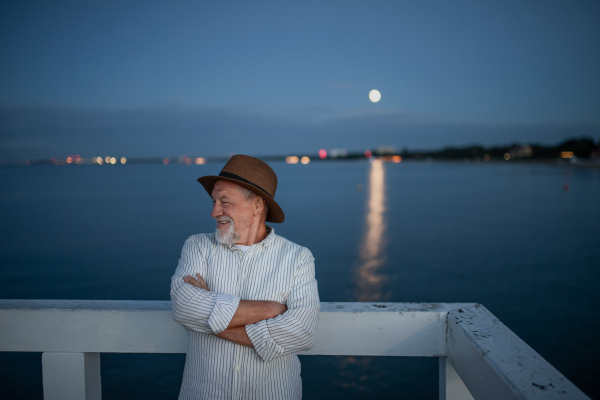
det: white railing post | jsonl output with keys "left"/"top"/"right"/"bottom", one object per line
{"left": 439, "top": 357, "right": 474, "bottom": 400}
{"left": 42, "top": 352, "right": 101, "bottom": 400}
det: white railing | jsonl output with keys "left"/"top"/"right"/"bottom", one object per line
{"left": 0, "top": 300, "right": 589, "bottom": 400}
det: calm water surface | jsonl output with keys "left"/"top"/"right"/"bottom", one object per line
{"left": 1, "top": 161, "right": 599, "bottom": 399}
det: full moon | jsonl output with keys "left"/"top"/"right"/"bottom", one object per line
{"left": 369, "top": 89, "right": 381, "bottom": 103}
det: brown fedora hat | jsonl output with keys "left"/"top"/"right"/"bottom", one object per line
{"left": 197, "top": 155, "right": 285, "bottom": 223}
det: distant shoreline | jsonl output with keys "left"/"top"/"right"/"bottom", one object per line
{"left": 2, "top": 156, "right": 599, "bottom": 169}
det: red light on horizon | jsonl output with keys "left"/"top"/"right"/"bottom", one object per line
{"left": 365, "top": 150, "right": 372, "bottom": 158}
{"left": 319, "top": 149, "right": 327, "bottom": 159}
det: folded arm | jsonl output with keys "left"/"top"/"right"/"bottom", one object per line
{"left": 170, "top": 237, "right": 241, "bottom": 334}
{"left": 182, "top": 273, "right": 287, "bottom": 346}
{"left": 245, "top": 249, "right": 320, "bottom": 362}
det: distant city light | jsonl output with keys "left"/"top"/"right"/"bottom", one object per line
{"left": 105, "top": 156, "right": 111, "bottom": 164}
{"left": 163, "top": 158, "right": 170, "bottom": 165}
{"left": 110, "top": 157, "right": 116, "bottom": 164}
{"left": 195, "top": 157, "right": 206, "bottom": 165}
{"left": 120, "top": 157, "right": 127, "bottom": 164}
{"left": 560, "top": 151, "right": 574, "bottom": 159}
{"left": 96, "top": 157, "right": 103, "bottom": 165}
{"left": 300, "top": 156, "right": 310, "bottom": 164}
{"left": 319, "top": 149, "right": 327, "bottom": 159}
{"left": 285, "top": 156, "right": 299, "bottom": 164}
{"left": 369, "top": 90, "right": 381, "bottom": 103}
{"left": 392, "top": 155, "right": 402, "bottom": 163}
{"left": 365, "top": 150, "right": 372, "bottom": 158}
{"left": 504, "top": 153, "right": 511, "bottom": 160}
{"left": 484, "top": 154, "right": 491, "bottom": 162}
{"left": 66, "top": 157, "right": 73, "bottom": 164}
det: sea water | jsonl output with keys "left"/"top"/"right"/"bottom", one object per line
{"left": 1, "top": 160, "right": 598, "bottom": 399}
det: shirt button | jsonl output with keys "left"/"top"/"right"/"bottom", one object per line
{"left": 235, "top": 365, "right": 240, "bottom": 370}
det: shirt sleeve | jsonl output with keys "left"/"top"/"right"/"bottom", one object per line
{"left": 170, "top": 236, "right": 240, "bottom": 334}
{"left": 245, "top": 248, "right": 320, "bottom": 362}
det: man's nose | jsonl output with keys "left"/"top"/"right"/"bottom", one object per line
{"left": 211, "top": 202, "right": 221, "bottom": 218}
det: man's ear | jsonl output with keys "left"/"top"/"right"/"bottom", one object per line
{"left": 253, "top": 196, "right": 265, "bottom": 216}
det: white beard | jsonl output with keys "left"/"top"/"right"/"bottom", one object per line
{"left": 215, "top": 216, "right": 240, "bottom": 246}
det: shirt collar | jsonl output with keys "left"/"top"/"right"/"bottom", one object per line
{"left": 260, "top": 226, "right": 276, "bottom": 246}
{"left": 219, "top": 225, "right": 276, "bottom": 250}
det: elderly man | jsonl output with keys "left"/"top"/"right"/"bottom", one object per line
{"left": 170, "top": 154, "right": 320, "bottom": 400}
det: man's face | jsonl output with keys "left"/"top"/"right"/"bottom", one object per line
{"left": 211, "top": 180, "right": 255, "bottom": 245}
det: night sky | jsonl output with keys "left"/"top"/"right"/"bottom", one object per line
{"left": 1, "top": 1, "right": 599, "bottom": 162}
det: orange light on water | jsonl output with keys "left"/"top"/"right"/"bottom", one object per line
{"left": 195, "top": 157, "right": 206, "bottom": 165}
{"left": 300, "top": 156, "right": 310, "bottom": 164}
{"left": 66, "top": 157, "right": 73, "bottom": 164}
{"left": 392, "top": 155, "right": 402, "bottom": 163}
{"left": 120, "top": 157, "right": 127, "bottom": 164}
{"left": 286, "top": 156, "right": 299, "bottom": 164}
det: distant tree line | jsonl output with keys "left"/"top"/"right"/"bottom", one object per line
{"left": 388, "top": 137, "right": 600, "bottom": 161}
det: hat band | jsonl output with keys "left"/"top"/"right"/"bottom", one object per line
{"left": 219, "top": 171, "right": 273, "bottom": 198}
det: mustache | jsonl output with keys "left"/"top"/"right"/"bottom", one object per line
{"left": 216, "top": 216, "right": 233, "bottom": 223}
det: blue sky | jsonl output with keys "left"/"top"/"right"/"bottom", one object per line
{"left": 1, "top": 1, "right": 599, "bottom": 161}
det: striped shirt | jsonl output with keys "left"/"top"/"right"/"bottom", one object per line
{"left": 170, "top": 228, "right": 320, "bottom": 400}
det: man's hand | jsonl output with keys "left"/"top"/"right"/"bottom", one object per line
{"left": 184, "top": 273, "right": 209, "bottom": 291}
{"left": 216, "top": 326, "right": 253, "bottom": 347}
{"left": 228, "top": 300, "right": 287, "bottom": 328}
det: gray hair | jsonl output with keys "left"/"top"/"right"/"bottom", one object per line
{"left": 238, "top": 186, "right": 269, "bottom": 215}
{"left": 238, "top": 186, "right": 257, "bottom": 201}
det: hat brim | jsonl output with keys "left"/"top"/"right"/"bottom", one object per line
{"left": 197, "top": 175, "right": 285, "bottom": 223}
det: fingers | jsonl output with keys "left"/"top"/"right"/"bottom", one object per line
{"left": 184, "top": 275, "right": 199, "bottom": 285}
{"left": 183, "top": 274, "right": 209, "bottom": 291}
{"left": 195, "top": 273, "right": 209, "bottom": 291}
{"left": 268, "top": 301, "right": 287, "bottom": 318}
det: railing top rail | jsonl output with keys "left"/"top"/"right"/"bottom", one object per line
{"left": 0, "top": 299, "right": 470, "bottom": 313}
{"left": 0, "top": 300, "right": 458, "bottom": 357}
